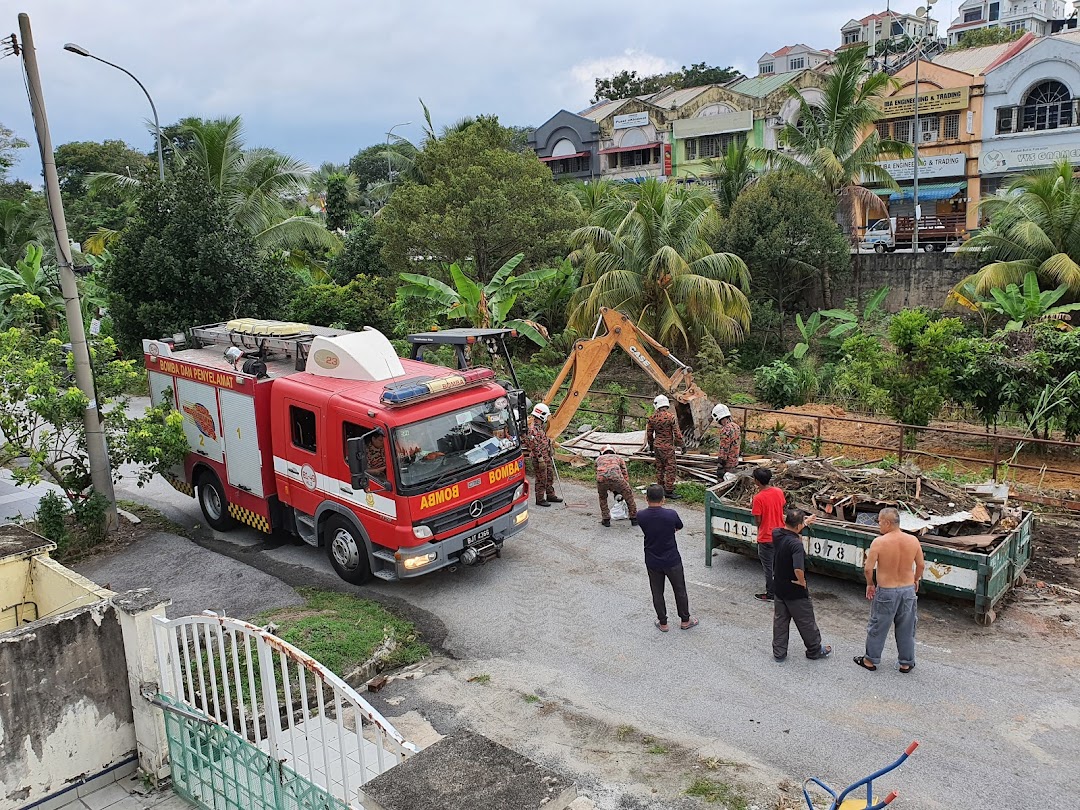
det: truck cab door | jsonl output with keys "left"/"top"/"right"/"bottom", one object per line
{"left": 281, "top": 399, "right": 323, "bottom": 516}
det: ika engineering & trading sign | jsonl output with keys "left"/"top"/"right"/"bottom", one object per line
{"left": 877, "top": 152, "right": 966, "bottom": 182}
{"left": 880, "top": 87, "right": 970, "bottom": 119}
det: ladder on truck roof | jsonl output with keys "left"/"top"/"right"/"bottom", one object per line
{"left": 189, "top": 319, "right": 351, "bottom": 372}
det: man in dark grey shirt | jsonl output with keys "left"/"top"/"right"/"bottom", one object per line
{"left": 772, "top": 507, "right": 831, "bottom": 662}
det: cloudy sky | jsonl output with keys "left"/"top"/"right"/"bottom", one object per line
{"left": 2, "top": 1, "right": 961, "bottom": 182}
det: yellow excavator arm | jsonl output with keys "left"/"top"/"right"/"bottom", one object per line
{"left": 541, "top": 308, "right": 712, "bottom": 442}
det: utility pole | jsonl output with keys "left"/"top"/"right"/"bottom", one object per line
{"left": 17, "top": 13, "right": 118, "bottom": 530}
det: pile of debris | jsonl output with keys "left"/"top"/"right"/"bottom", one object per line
{"left": 718, "top": 459, "right": 1023, "bottom": 553}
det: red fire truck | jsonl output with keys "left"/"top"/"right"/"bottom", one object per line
{"left": 143, "top": 320, "right": 530, "bottom": 584}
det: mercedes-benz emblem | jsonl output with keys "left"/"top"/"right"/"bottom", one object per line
{"left": 469, "top": 500, "right": 484, "bottom": 518}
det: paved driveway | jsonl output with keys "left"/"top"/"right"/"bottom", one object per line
{"left": 107, "top": 471, "right": 1079, "bottom": 810}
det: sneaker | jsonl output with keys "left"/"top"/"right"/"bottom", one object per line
{"left": 548, "top": 496, "right": 563, "bottom": 504}
{"left": 629, "top": 517, "right": 638, "bottom": 527}
{"left": 535, "top": 501, "right": 551, "bottom": 508}
{"left": 601, "top": 519, "right": 611, "bottom": 527}
{"left": 754, "top": 593, "right": 774, "bottom": 602}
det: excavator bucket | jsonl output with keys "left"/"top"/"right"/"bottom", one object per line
{"left": 672, "top": 384, "right": 713, "bottom": 446}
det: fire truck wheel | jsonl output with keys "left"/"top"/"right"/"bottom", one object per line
{"left": 197, "top": 471, "right": 236, "bottom": 531}
{"left": 324, "top": 516, "right": 372, "bottom": 584}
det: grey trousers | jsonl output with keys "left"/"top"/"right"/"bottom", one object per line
{"left": 773, "top": 596, "right": 824, "bottom": 659}
{"left": 757, "top": 542, "right": 774, "bottom": 597}
{"left": 865, "top": 585, "right": 918, "bottom": 667}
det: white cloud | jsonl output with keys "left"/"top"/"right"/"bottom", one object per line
{"left": 565, "top": 50, "right": 680, "bottom": 107}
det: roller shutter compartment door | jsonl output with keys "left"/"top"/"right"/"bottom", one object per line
{"left": 219, "top": 389, "right": 264, "bottom": 497}
{"left": 175, "top": 378, "right": 224, "bottom": 463}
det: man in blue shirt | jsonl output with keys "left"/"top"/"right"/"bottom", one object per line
{"left": 636, "top": 484, "right": 698, "bottom": 632}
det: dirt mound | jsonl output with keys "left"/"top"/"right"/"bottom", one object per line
{"left": 738, "top": 404, "right": 901, "bottom": 456}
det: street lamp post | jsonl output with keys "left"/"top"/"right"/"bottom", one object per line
{"left": 912, "top": 0, "right": 938, "bottom": 255}
{"left": 386, "top": 122, "right": 411, "bottom": 184}
{"left": 64, "top": 43, "right": 165, "bottom": 182}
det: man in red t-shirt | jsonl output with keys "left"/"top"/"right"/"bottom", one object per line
{"left": 750, "top": 467, "right": 786, "bottom": 602}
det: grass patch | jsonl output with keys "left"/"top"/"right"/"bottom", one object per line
{"left": 925, "top": 463, "right": 992, "bottom": 485}
{"left": 647, "top": 744, "right": 669, "bottom": 755}
{"left": 523, "top": 694, "right": 540, "bottom": 703}
{"left": 616, "top": 724, "right": 635, "bottom": 740}
{"left": 467, "top": 674, "right": 491, "bottom": 685}
{"left": 257, "top": 588, "right": 428, "bottom": 676}
{"left": 685, "top": 777, "right": 748, "bottom": 808}
{"left": 673, "top": 481, "right": 707, "bottom": 504}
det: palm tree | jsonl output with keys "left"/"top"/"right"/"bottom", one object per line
{"left": 567, "top": 179, "right": 623, "bottom": 221}
{"left": 959, "top": 160, "right": 1080, "bottom": 295}
{"left": 373, "top": 100, "right": 479, "bottom": 200}
{"left": 90, "top": 116, "right": 339, "bottom": 255}
{"left": 0, "top": 198, "right": 50, "bottom": 269}
{"left": 757, "top": 44, "right": 909, "bottom": 304}
{"left": 567, "top": 178, "right": 750, "bottom": 351}
{"left": 397, "top": 253, "right": 557, "bottom": 345}
{"left": 697, "top": 139, "right": 757, "bottom": 217}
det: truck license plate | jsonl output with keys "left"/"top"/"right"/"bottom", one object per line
{"left": 466, "top": 527, "right": 493, "bottom": 546}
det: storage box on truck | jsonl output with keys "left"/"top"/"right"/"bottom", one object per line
{"left": 144, "top": 319, "right": 530, "bottom": 584}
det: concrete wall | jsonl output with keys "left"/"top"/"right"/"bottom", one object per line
{"left": 848, "top": 252, "right": 981, "bottom": 311}
{"left": 0, "top": 548, "right": 110, "bottom": 634}
{"left": 0, "top": 600, "right": 136, "bottom": 810}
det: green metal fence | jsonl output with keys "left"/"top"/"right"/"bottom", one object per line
{"left": 163, "top": 698, "right": 348, "bottom": 810}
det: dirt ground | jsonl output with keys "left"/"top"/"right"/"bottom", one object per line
{"left": 739, "top": 404, "right": 1080, "bottom": 496}
{"left": 1028, "top": 519, "right": 1080, "bottom": 592}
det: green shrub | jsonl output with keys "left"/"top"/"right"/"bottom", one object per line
{"left": 73, "top": 491, "right": 110, "bottom": 549}
{"left": 695, "top": 334, "right": 735, "bottom": 401}
{"left": 37, "top": 491, "right": 70, "bottom": 547}
{"left": 753, "top": 360, "right": 813, "bottom": 408}
{"left": 516, "top": 364, "right": 558, "bottom": 401}
{"left": 288, "top": 274, "right": 393, "bottom": 333}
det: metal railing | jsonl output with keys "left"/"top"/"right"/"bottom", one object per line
{"left": 735, "top": 405, "right": 1080, "bottom": 510}
{"left": 154, "top": 613, "right": 416, "bottom": 808}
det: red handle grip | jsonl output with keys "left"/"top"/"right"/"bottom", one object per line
{"left": 884, "top": 791, "right": 899, "bottom": 805}
{"left": 905, "top": 741, "right": 919, "bottom": 756}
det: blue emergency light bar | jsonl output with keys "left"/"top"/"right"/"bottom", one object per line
{"left": 380, "top": 368, "right": 496, "bottom": 406}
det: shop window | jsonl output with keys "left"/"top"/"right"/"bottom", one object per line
{"left": 1021, "top": 80, "right": 1074, "bottom": 131}
{"left": 876, "top": 121, "right": 891, "bottom": 140}
{"left": 685, "top": 134, "right": 743, "bottom": 161}
{"left": 893, "top": 118, "right": 913, "bottom": 143}
{"left": 291, "top": 406, "right": 317, "bottom": 453}
{"left": 920, "top": 117, "right": 939, "bottom": 143}
{"left": 943, "top": 113, "right": 961, "bottom": 140}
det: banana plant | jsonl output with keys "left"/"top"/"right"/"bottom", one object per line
{"left": 983, "top": 271, "right": 1080, "bottom": 332}
{"left": 792, "top": 287, "right": 890, "bottom": 358}
{"left": 397, "top": 253, "right": 557, "bottom": 345}
{"left": 0, "top": 243, "right": 65, "bottom": 331}
{"left": 945, "top": 280, "right": 997, "bottom": 335}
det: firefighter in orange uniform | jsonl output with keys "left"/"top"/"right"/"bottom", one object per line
{"left": 524, "top": 403, "right": 561, "bottom": 507}
{"left": 646, "top": 395, "right": 684, "bottom": 499}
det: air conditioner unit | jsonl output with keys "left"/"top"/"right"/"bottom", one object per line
{"left": 922, "top": 131, "right": 938, "bottom": 142}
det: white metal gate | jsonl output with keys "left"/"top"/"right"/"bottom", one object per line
{"left": 153, "top": 613, "right": 416, "bottom": 810}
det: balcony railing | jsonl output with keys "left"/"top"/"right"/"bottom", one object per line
{"left": 996, "top": 99, "right": 1078, "bottom": 134}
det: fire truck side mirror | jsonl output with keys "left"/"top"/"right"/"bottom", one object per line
{"left": 346, "top": 436, "right": 369, "bottom": 491}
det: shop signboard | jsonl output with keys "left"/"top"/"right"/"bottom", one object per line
{"left": 877, "top": 152, "right": 966, "bottom": 182}
{"left": 880, "top": 87, "right": 970, "bottom": 119}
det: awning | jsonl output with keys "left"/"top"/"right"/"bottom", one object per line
{"left": 599, "top": 142, "right": 661, "bottom": 155}
{"left": 873, "top": 182, "right": 966, "bottom": 202}
{"left": 539, "top": 151, "right": 590, "bottom": 162}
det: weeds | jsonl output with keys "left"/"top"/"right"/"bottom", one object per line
{"left": 467, "top": 674, "right": 491, "bottom": 685}
{"left": 616, "top": 725, "right": 635, "bottom": 741}
{"left": 685, "top": 777, "right": 749, "bottom": 808}
{"left": 647, "top": 744, "right": 669, "bottom": 755}
{"left": 523, "top": 694, "right": 540, "bottom": 703}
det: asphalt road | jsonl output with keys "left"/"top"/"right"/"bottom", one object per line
{"left": 105, "top": 470, "right": 1079, "bottom": 810}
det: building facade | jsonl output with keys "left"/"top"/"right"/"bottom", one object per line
{"left": 841, "top": 9, "right": 939, "bottom": 49}
{"left": 757, "top": 44, "right": 831, "bottom": 75}
{"left": 528, "top": 110, "right": 601, "bottom": 181}
{"left": 870, "top": 59, "right": 985, "bottom": 231}
{"left": 947, "top": 0, "right": 1072, "bottom": 44}
{"left": 579, "top": 98, "right": 670, "bottom": 182}
{"left": 979, "top": 32, "right": 1080, "bottom": 194}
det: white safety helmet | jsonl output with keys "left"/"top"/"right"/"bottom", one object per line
{"left": 653, "top": 394, "right": 670, "bottom": 409}
{"left": 600, "top": 444, "right": 615, "bottom": 455}
{"left": 531, "top": 403, "right": 551, "bottom": 422}
{"left": 712, "top": 403, "right": 732, "bottom": 423}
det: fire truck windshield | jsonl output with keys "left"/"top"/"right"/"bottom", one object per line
{"left": 392, "top": 397, "right": 520, "bottom": 491}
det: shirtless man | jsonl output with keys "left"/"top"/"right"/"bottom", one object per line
{"left": 854, "top": 507, "right": 925, "bottom": 673}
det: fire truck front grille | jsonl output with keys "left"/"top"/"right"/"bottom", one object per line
{"left": 425, "top": 487, "right": 517, "bottom": 536}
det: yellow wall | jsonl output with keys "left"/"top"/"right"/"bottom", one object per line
{"left": 0, "top": 552, "right": 112, "bottom": 633}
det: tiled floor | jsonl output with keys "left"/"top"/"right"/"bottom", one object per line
{"left": 0, "top": 467, "right": 60, "bottom": 522}
{"left": 56, "top": 775, "right": 194, "bottom": 810}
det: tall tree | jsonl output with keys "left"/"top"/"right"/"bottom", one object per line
{"left": 327, "top": 217, "right": 389, "bottom": 283}
{"left": 377, "top": 117, "right": 581, "bottom": 282}
{"left": 0, "top": 123, "right": 28, "bottom": 180}
{"left": 567, "top": 178, "right": 750, "bottom": 351}
{"left": 714, "top": 171, "right": 850, "bottom": 339}
{"left": 54, "top": 140, "right": 151, "bottom": 244}
{"left": 960, "top": 160, "right": 1080, "bottom": 295}
{"left": 106, "top": 164, "right": 299, "bottom": 353}
{"left": 698, "top": 139, "right": 757, "bottom": 217}
{"left": 756, "top": 44, "right": 908, "bottom": 305}
{"left": 591, "top": 63, "right": 739, "bottom": 102}
{"left": 0, "top": 198, "right": 51, "bottom": 269}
